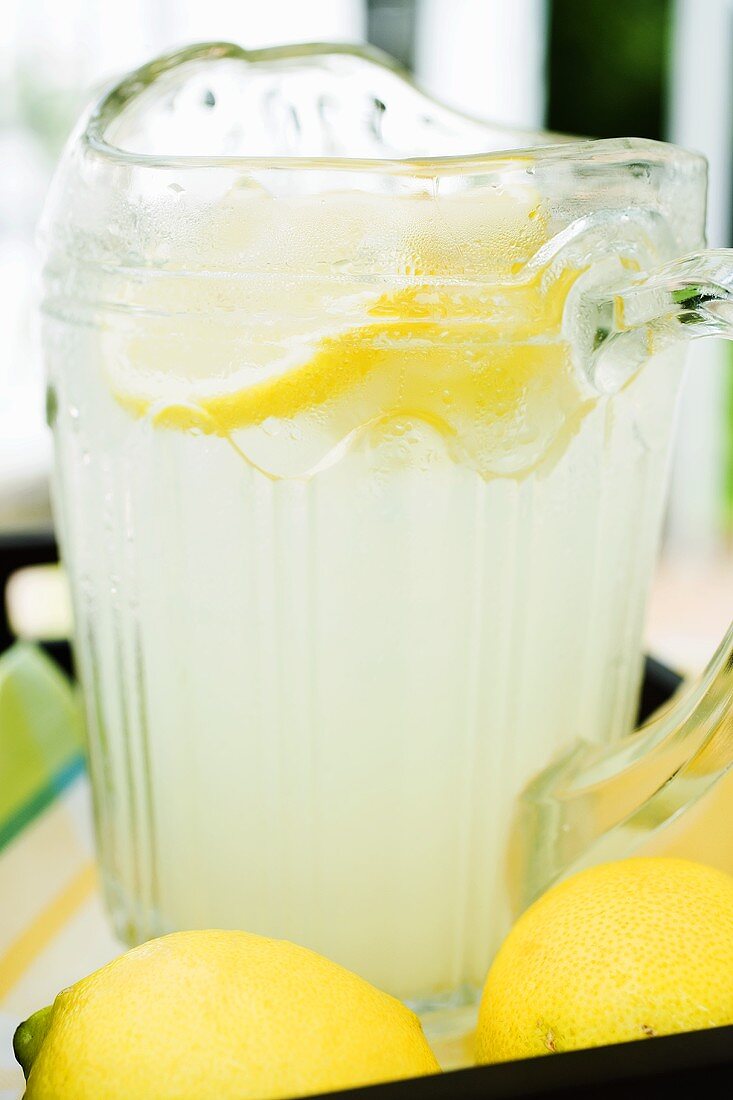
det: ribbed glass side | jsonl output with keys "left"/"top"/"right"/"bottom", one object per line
{"left": 47, "top": 309, "right": 681, "bottom": 1008}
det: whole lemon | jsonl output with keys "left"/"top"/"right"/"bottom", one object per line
{"left": 476, "top": 857, "right": 733, "bottom": 1063}
{"left": 14, "top": 929, "right": 439, "bottom": 1099}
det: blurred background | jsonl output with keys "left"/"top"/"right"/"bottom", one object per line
{"left": 1, "top": 0, "right": 732, "bottom": 672}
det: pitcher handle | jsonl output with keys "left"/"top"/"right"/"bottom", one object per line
{"left": 514, "top": 248, "right": 733, "bottom": 909}
{"left": 577, "top": 248, "right": 733, "bottom": 392}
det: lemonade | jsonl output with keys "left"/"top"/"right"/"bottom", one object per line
{"left": 44, "top": 188, "right": 681, "bottom": 1011}
{"left": 40, "top": 43, "right": 702, "bottom": 1027}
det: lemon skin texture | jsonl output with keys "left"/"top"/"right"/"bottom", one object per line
{"left": 476, "top": 857, "right": 733, "bottom": 1063}
{"left": 16, "top": 929, "right": 440, "bottom": 1099}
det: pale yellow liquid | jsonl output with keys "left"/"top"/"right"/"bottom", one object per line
{"left": 46, "top": 190, "right": 681, "bottom": 1018}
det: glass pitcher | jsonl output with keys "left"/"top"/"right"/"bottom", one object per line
{"left": 39, "top": 42, "right": 733, "bottom": 1029}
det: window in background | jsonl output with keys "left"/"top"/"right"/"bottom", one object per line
{"left": 414, "top": 0, "right": 546, "bottom": 128}
{"left": 665, "top": 0, "right": 733, "bottom": 559}
{"left": 172, "top": 0, "right": 366, "bottom": 51}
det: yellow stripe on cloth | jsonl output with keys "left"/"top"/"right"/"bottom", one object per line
{"left": 0, "top": 862, "right": 96, "bottom": 1000}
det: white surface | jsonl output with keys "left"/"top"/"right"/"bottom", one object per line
{"left": 665, "top": 0, "right": 733, "bottom": 557}
{"left": 414, "top": 0, "right": 547, "bottom": 127}
{"left": 1, "top": 0, "right": 369, "bottom": 535}
{"left": 171, "top": 0, "right": 367, "bottom": 48}
{"left": 646, "top": 552, "right": 733, "bottom": 675}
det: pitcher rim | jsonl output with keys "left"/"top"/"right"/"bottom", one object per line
{"left": 83, "top": 40, "right": 705, "bottom": 179}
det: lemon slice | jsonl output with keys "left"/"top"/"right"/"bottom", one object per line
{"left": 109, "top": 266, "right": 584, "bottom": 441}
{"left": 0, "top": 644, "right": 84, "bottom": 846}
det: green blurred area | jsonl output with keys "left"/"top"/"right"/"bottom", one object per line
{"left": 0, "top": 644, "right": 85, "bottom": 849}
{"left": 548, "top": 0, "right": 670, "bottom": 140}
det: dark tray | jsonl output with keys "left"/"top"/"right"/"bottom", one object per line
{"left": 320, "top": 1025, "right": 733, "bottom": 1099}
{"left": 0, "top": 529, "right": 73, "bottom": 675}
{"left": 2, "top": 531, "right": 730, "bottom": 1097}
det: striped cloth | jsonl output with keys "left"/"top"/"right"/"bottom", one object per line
{"left": 0, "top": 645, "right": 120, "bottom": 1099}
{"left": 0, "top": 775, "right": 120, "bottom": 1099}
